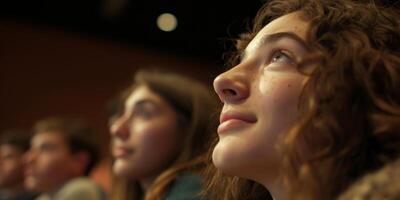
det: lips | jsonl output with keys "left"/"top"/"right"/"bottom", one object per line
{"left": 218, "top": 111, "right": 257, "bottom": 134}
{"left": 24, "top": 168, "right": 35, "bottom": 177}
{"left": 113, "top": 146, "right": 134, "bottom": 158}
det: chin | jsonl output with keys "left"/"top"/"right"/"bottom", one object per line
{"left": 113, "top": 161, "right": 137, "bottom": 178}
{"left": 25, "top": 177, "right": 39, "bottom": 192}
{"left": 213, "top": 141, "right": 261, "bottom": 179}
{"left": 212, "top": 144, "right": 240, "bottom": 176}
{"left": 113, "top": 163, "right": 127, "bottom": 177}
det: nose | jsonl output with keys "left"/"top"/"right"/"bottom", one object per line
{"left": 213, "top": 64, "right": 250, "bottom": 104}
{"left": 23, "top": 149, "right": 36, "bottom": 166}
{"left": 110, "top": 115, "right": 130, "bottom": 140}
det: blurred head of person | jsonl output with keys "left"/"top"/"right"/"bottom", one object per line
{"left": 0, "top": 130, "right": 30, "bottom": 197}
{"left": 205, "top": 0, "right": 400, "bottom": 199}
{"left": 109, "top": 69, "right": 218, "bottom": 200}
{"left": 24, "top": 117, "right": 99, "bottom": 195}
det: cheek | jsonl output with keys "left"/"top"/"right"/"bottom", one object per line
{"left": 1, "top": 161, "right": 19, "bottom": 176}
{"left": 37, "top": 155, "right": 70, "bottom": 176}
{"left": 127, "top": 118, "right": 181, "bottom": 174}
{"left": 0, "top": 161, "right": 22, "bottom": 185}
{"left": 258, "top": 73, "right": 304, "bottom": 108}
{"left": 1, "top": 161, "right": 13, "bottom": 171}
{"left": 252, "top": 74, "right": 305, "bottom": 162}
{"left": 8, "top": 160, "right": 22, "bottom": 172}
{"left": 135, "top": 119, "right": 180, "bottom": 156}
{"left": 257, "top": 73, "right": 305, "bottom": 129}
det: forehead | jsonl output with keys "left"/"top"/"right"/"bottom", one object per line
{"left": 125, "top": 85, "right": 164, "bottom": 107}
{"left": 246, "top": 11, "right": 310, "bottom": 53}
{"left": 32, "top": 132, "right": 66, "bottom": 145}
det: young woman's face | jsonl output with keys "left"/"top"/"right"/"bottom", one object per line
{"left": 213, "top": 11, "right": 312, "bottom": 183}
{"left": 110, "top": 85, "right": 182, "bottom": 180}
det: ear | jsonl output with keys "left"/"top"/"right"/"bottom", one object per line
{"left": 70, "top": 151, "right": 90, "bottom": 176}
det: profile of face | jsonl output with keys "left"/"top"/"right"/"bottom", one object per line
{"left": 24, "top": 132, "right": 81, "bottom": 193}
{"left": 110, "top": 85, "right": 182, "bottom": 180}
{"left": 213, "top": 11, "right": 312, "bottom": 183}
{"left": 0, "top": 144, "right": 25, "bottom": 189}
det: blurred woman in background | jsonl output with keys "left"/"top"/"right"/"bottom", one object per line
{"left": 108, "top": 70, "right": 218, "bottom": 200}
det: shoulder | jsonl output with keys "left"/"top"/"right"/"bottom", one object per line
{"left": 165, "top": 173, "right": 203, "bottom": 200}
{"left": 54, "top": 177, "right": 105, "bottom": 200}
{"left": 15, "top": 191, "right": 39, "bottom": 200}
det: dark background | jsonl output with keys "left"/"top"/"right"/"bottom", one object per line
{"left": 1, "top": 0, "right": 264, "bottom": 61}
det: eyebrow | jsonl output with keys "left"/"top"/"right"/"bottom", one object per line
{"left": 133, "top": 99, "right": 157, "bottom": 108}
{"left": 241, "top": 31, "right": 310, "bottom": 61}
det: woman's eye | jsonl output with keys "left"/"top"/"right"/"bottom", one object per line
{"left": 135, "top": 109, "right": 153, "bottom": 119}
{"left": 134, "top": 105, "right": 158, "bottom": 119}
{"left": 40, "top": 144, "right": 57, "bottom": 152}
{"left": 270, "top": 50, "right": 294, "bottom": 64}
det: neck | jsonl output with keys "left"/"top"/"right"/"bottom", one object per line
{"left": 139, "top": 174, "right": 159, "bottom": 192}
{"left": 260, "top": 176, "right": 287, "bottom": 200}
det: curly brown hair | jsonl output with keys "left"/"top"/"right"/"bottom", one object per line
{"left": 204, "top": 0, "right": 400, "bottom": 199}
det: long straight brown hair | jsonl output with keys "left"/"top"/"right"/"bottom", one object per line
{"left": 109, "top": 69, "right": 219, "bottom": 200}
{"left": 204, "top": 0, "right": 400, "bottom": 199}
